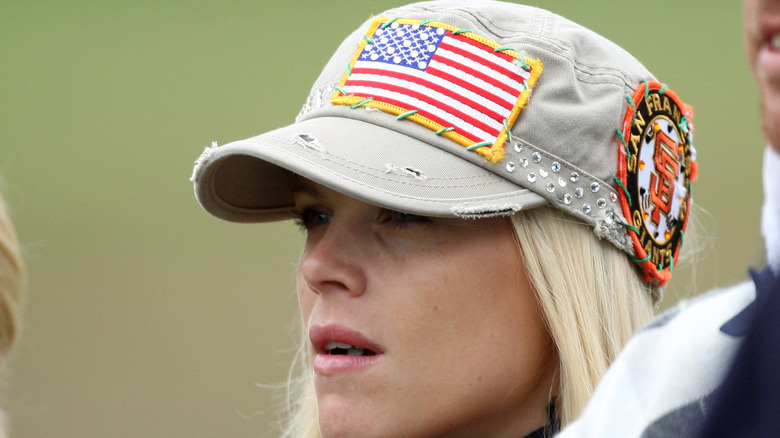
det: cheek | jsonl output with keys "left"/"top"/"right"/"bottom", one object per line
{"left": 296, "top": 268, "right": 314, "bottom": 322}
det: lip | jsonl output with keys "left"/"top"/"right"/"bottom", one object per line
{"left": 309, "top": 324, "right": 384, "bottom": 375}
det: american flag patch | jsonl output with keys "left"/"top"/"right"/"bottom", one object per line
{"left": 331, "top": 17, "right": 543, "bottom": 163}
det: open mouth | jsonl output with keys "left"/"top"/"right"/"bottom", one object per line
{"left": 324, "top": 342, "right": 378, "bottom": 357}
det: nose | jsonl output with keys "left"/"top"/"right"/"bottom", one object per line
{"left": 298, "top": 217, "right": 369, "bottom": 298}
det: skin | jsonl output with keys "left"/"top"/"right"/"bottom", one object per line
{"left": 294, "top": 181, "right": 558, "bottom": 438}
{"left": 744, "top": 0, "right": 780, "bottom": 152}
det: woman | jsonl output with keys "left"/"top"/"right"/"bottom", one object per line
{"left": 191, "top": 1, "right": 697, "bottom": 436}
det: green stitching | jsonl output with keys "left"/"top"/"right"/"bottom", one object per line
{"left": 397, "top": 109, "right": 418, "bottom": 120}
{"left": 625, "top": 95, "right": 636, "bottom": 110}
{"left": 669, "top": 255, "right": 674, "bottom": 274}
{"left": 617, "top": 220, "right": 641, "bottom": 235}
{"left": 659, "top": 84, "right": 668, "bottom": 94}
{"left": 467, "top": 141, "right": 492, "bottom": 150}
{"left": 613, "top": 176, "right": 632, "bottom": 207}
{"left": 380, "top": 17, "right": 401, "bottom": 29}
{"left": 503, "top": 119, "right": 512, "bottom": 143}
{"left": 436, "top": 127, "right": 454, "bottom": 135}
{"left": 615, "top": 129, "right": 630, "bottom": 156}
{"left": 346, "top": 63, "right": 352, "bottom": 75}
{"left": 642, "top": 78, "right": 650, "bottom": 99}
{"left": 494, "top": 46, "right": 513, "bottom": 53}
{"left": 632, "top": 254, "right": 651, "bottom": 263}
{"left": 419, "top": 19, "right": 436, "bottom": 26}
{"left": 453, "top": 29, "right": 471, "bottom": 35}
{"left": 363, "top": 35, "right": 373, "bottom": 44}
{"left": 335, "top": 86, "right": 347, "bottom": 96}
{"left": 350, "top": 97, "right": 374, "bottom": 109}
{"left": 678, "top": 116, "right": 689, "bottom": 133}
{"left": 515, "top": 52, "right": 531, "bottom": 71}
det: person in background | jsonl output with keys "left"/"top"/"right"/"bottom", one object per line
{"left": 556, "top": 0, "right": 779, "bottom": 436}
{"left": 0, "top": 189, "right": 24, "bottom": 437}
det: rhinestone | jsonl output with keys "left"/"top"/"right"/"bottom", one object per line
{"left": 574, "top": 188, "right": 584, "bottom": 199}
{"left": 558, "top": 177, "right": 567, "bottom": 187}
{"left": 551, "top": 161, "right": 561, "bottom": 172}
{"left": 513, "top": 143, "right": 523, "bottom": 153}
{"left": 597, "top": 198, "right": 607, "bottom": 208}
{"left": 604, "top": 210, "right": 615, "bottom": 225}
{"left": 528, "top": 173, "right": 536, "bottom": 183}
{"left": 539, "top": 168, "right": 549, "bottom": 178}
{"left": 570, "top": 172, "right": 580, "bottom": 182}
{"left": 520, "top": 157, "right": 529, "bottom": 168}
{"left": 546, "top": 183, "right": 555, "bottom": 192}
{"left": 610, "top": 192, "right": 618, "bottom": 202}
{"left": 506, "top": 162, "right": 516, "bottom": 172}
{"left": 591, "top": 182, "right": 600, "bottom": 193}
{"left": 532, "top": 152, "right": 542, "bottom": 163}
{"left": 563, "top": 194, "right": 573, "bottom": 205}
{"left": 583, "top": 204, "right": 593, "bottom": 214}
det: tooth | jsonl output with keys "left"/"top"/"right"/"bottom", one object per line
{"left": 347, "top": 347, "right": 366, "bottom": 356}
{"left": 325, "top": 342, "right": 352, "bottom": 351}
{"left": 772, "top": 34, "right": 780, "bottom": 50}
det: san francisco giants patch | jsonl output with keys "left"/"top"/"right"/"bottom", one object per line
{"left": 616, "top": 80, "right": 697, "bottom": 287}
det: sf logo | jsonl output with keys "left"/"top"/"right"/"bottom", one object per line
{"left": 648, "top": 126, "right": 680, "bottom": 229}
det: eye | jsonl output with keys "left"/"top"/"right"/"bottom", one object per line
{"left": 292, "top": 208, "right": 332, "bottom": 230}
{"left": 385, "top": 210, "right": 429, "bottom": 228}
{"left": 391, "top": 211, "right": 424, "bottom": 223}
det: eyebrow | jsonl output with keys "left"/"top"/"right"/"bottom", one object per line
{"left": 291, "top": 178, "right": 324, "bottom": 200}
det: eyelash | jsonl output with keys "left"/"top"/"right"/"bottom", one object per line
{"left": 291, "top": 208, "right": 330, "bottom": 231}
{"left": 291, "top": 208, "right": 428, "bottom": 231}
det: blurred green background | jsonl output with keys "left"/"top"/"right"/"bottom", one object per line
{"left": 0, "top": 1, "right": 764, "bottom": 437}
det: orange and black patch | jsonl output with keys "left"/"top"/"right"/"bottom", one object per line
{"left": 616, "top": 80, "right": 696, "bottom": 287}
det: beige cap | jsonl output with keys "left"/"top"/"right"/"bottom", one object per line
{"left": 191, "top": 0, "right": 696, "bottom": 286}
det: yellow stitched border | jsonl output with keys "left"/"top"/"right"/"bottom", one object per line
{"left": 332, "top": 16, "right": 543, "bottom": 163}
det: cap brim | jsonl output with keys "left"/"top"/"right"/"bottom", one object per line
{"left": 193, "top": 117, "right": 547, "bottom": 223}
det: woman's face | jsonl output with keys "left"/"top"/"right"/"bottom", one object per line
{"left": 295, "top": 182, "right": 557, "bottom": 438}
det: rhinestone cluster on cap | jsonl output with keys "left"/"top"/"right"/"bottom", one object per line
{"left": 503, "top": 140, "right": 620, "bottom": 223}
{"left": 297, "top": 82, "right": 337, "bottom": 121}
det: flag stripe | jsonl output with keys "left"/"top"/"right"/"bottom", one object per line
{"left": 425, "top": 63, "right": 517, "bottom": 108}
{"left": 365, "top": 93, "right": 486, "bottom": 143}
{"left": 433, "top": 51, "right": 522, "bottom": 97}
{"left": 439, "top": 38, "right": 526, "bottom": 87}
{"left": 351, "top": 67, "right": 508, "bottom": 122}
{"left": 353, "top": 61, "right": 514, "bottom": 114}
{"left": 345, "top": 80, "right": 501, "bottom": 137}
{"left": 450, "top": 33, "right": 518, "bottom": 65}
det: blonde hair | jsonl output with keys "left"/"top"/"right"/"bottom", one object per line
{"left": 0, "top": 194, "right": 22, "bottom": 361}
{"left": 279, "top": 207, "right": 654, "bottom": 436}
